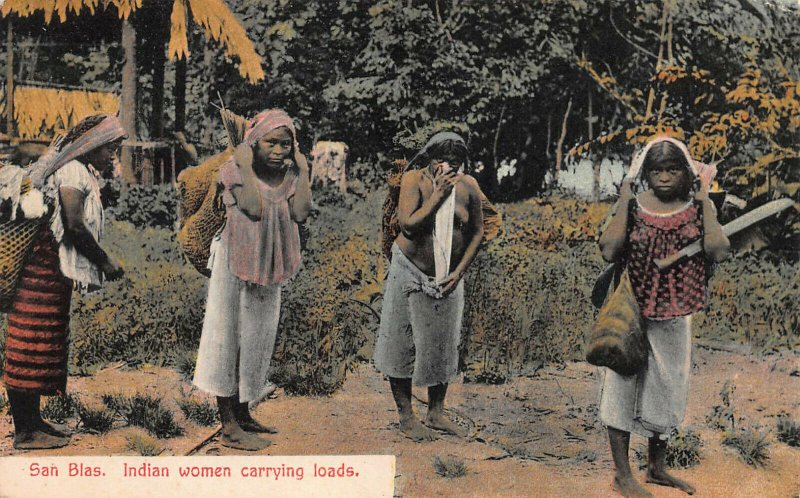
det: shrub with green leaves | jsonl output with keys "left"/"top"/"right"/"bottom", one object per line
{"left": 721, "top": 427, "right": 771, "bottom": 467}
{"left": 176, "top": 396, "right": 218, "bottom": 427}
{"left": 433, "top": 455, "right": 468, "bottom": 479}
{"left": 666, "top": 428, "right": 703, "bottom": 468}
{"left": 102, "top": 393, "right": 183, "bottom": 439}
{"left": 77, "top": 405, "right": 115, "bottom": 434}
{"left": 105, "top": 182, "right": 179, "bottom": 230}
{"left": 776, "top": 414, "right": 800, "bottom": 447}
{"left": 41, "top": 393, "right": 81, "bottom": 424}
{"left": 125, "top": 434, "right": 163, "bottom": 456}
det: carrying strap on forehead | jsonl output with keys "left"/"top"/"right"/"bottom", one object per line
{"left": 407, "top": 131, "right": 468, "bottom": 169}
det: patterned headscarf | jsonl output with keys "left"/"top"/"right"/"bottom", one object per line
{"left": 27, "top": 114, "right": 126, "bottom": 189}
{"left": 243, "top": 109, "right": 297, "bottom": 148}
{"left": 626, "top": 136, "right": 717, "bottom": 189}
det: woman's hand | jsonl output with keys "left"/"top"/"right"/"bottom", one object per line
{"left": 439, "top": 269, "right": 463, "bottom": 297}
{"left": 293, "top": 144, "right": 310, "bottom": 176}
{"left": 430, "top": 168, "right": 459, "bottom": 205}
{"left": 101, "top": 259, "right": 124, "bottom": 281}
{"left": 694, "top": 181, "right": 710, "bottom": 202}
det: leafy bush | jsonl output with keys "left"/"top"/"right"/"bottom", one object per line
{"left": 125, "top": 434, "right": 164, "bottom": 456}
{"left": 41, "top": 393, "right": 81, "bottom": 424}
{"left": 176, "top": 396, "right": 218, "bottom": 427}
{"left": 77, "top": 404, "right": 115, "bottom": 434}
{"left": 721, "top": 427, "right": 771, "bottom": 467}
{"left": 102, "top": 393, "right": 183, "bottom": 439}
{"left": 776, "top": 414, "right": 800, "bottom": 448}
{"left": 105, "top": 182, "right": 179, "bottom": 230}
{"left": 433, "top": 455, "right": 468, "bottom": 479}
{"left": 666, "top": 428, "right": 703, "bottom": 468}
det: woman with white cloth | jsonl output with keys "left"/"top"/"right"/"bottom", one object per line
{"left": 598, "top": 136, "right": 729, "bottom": 497}
{"left": 373, "top": 132, "right": 484, "bottom": 442}
{"left": 192, "top": 109, "right": 311, "bottom": 451}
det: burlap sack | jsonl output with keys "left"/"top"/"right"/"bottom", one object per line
{"left": 586, "top": 271, "right": 648, "bottom": 376}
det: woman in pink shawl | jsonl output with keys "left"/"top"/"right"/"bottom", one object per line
{"left": 193, "top": 109, "right": 312, "bottom": 451}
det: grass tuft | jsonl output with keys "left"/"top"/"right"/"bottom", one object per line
{"left": 721, "top": 427, "right": 771, "bottom": 467}
{"left": 42, "top": 393, "right": 81, "bottom": 424}
{"left": 77, "top": 404, "right": 115, "bottom": 434}
{"left": 433, "top": 455, "right": 468, "bottom": 479}
{"left": 176, "top": 396, "right": 218, "bottom": 426}
{"left": 102, "top": 393, "right": 183, "bottom": 439}
{"left": 775, "top": 414, "right": 800, "bottom": 448}
{"left": 125, "top": 434, "right": 164, "bottom": 456}
{"left": 666, "top": 428, "right": 703, "bottom": 468}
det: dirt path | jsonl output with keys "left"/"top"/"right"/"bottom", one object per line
{"left": 1, "top": 346, "right": 798, "bottom": 497}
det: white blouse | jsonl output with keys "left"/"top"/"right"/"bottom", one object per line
{"left": 48, "top": 160, "right": 105, "bottom": 290}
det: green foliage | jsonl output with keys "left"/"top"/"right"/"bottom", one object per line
{"left": 721, "top": 427, "right": 771, "bottom": 467}
{"left": 42, "top": 393, "right": 81, "bottom": 424}
{"left": 77, "top": 404, "right": 115, "bottom": 434}
{"left": 105, "top": 182, "right": 179, "bottom": 230}
{"left": 175, "top": 349, "right": 197, "bottom": 383}
{"left": 433, "top": 455, "right": 468, "bottom": 479}
{"left": 176, "top": 396, "right": 218, "bottom": 427}
{"left": 665, "top": 427, "right": 703, "bottom": 468}
{"left": 706, "top": 381, "right": 737, "bottom": 431}
{"left": 125, "top": 434, "right": 164, "bottom": 456}
{"left": 775, "top": 414, "right": 800, "bottom": 448}
{"left": 102, "top": 393, "right": 183, "bottom": 439}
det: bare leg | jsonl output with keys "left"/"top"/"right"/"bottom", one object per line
{"left": 646, "top": 436, "right": 695, "bottom": 495}
{"left": 234, "top": 397, "right": 278, "bottom": 434}
{"left": 33, "top": 394, "right": 70, "bottom": 437}
{"left": 425, "top": 383, "right": 466, "bottom": 437}
{"left": 217, "top": 396, "right": 271, "bottom": 451}
{"left": 389, "top": 377, "right": 436, "bottom": 442}
{"left": 8, "top": 389, "right": 69, "bottom": 450}
{"left": 608, "top": 427, "right": 652, "bottom": 498}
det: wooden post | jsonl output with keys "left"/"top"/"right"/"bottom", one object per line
{"left": 6, "top": 19, "right": 15, "bottom": 138}
{"left": 120, "top": 19, "right": 138, "bottom": 184}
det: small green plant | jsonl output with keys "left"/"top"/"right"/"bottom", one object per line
{"left": 666, "top": 428, "right": 703, "bottom": 468}
{"left": 77, "top": 405, "right": 115, "bottom": 434}
{"left": 433, "top": 455, "right": 468, "bottom": 479}
{"left": 706, "top": 381, "right": 737, "bottom": 431}
{"left": 175, "top": 350, "right": 197, "bottom": 383}
{"left": 775, "top": 414, "right": 800, "bottom": 448}
{"left": 176, "top": 396, "right": 218, "bottom": 427}
{"left": 102, "top": 393, "right": 184, "bottom": 439}
{"left": 42, "top": 393, "right": 81, "bottom": 424}
{"left": 721, "top": 427, "right": 771, "bottom": 467}
{"left": 125, "top": 434, "right": 164, "bottom": 456}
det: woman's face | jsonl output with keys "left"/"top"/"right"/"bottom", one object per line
{"left": 254, "top": 127, "right": 293, "bottom": 171}
{"left": 646, "top": 160, "right": 691, "bottom": 200}
{"left": 430, "top": 154, "right": 464, "bottom": 175}
{"left": 86, "top": 139, "right": 122, "bottom": 174}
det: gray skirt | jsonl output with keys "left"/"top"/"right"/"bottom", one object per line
{"left": 373, "top": 244, "right": 464, "bottom": 387}
{"left": 599, "top": 315, "right": 692, "bottom": 438}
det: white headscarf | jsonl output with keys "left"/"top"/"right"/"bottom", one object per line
{"left": 627, "top": 135, "right": 717, "bottom": 189}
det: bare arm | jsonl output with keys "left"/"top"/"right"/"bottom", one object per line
{"left": 697, "top": 185, "right": 730, "bottom": 262}
{"left": 598, "top": 178, "right": 635, "bottom": 262}
{"left": 289, "top": 148, "right": 312, "bottom": 223}
{"left": 440, "top": 178, "right": 485, "bottom": 296}
{"left": 397, "top": 169, "right": 457, "bottom": 237}
{"left": 59, "top": 187, "right": 123, "bottom": 280}
{"left": 231, "top": 143, "right": 263, "bottom": 220}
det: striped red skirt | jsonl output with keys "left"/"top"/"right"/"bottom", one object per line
{"left": 4, "top": 230, "right": 73, "bottom": 395}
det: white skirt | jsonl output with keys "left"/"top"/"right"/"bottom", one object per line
{"left": 193, "top": 237, "right": 281, "bottom": 402}
{"left": 599, "top": 315, "right": 692, "bottom": 438}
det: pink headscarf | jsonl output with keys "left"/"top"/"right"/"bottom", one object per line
{"left": 28, "top": 114, "right": 126, "bottom": 188}
{"left": 243, "top": 109, "right": 297, "bottom": 148}
{"left": 626, "top": 135, "right": 717, "bottom": 189}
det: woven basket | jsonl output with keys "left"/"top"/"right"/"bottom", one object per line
{"left": 176, "top": 150, "right": 231, "bottom": 276}
{"left": 0, "top": 175, "right": 50, "bottom": 312}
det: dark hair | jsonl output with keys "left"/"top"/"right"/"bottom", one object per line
{"left": 426, "top": 139, "right": 468, "bottom": 165}
{"left": 641, "top": 141, "right": 695, "bottom": 195}
{"left": 58, "top": 114, "right": 108, "bottom": 150}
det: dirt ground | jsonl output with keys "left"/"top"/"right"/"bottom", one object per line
{"left": 1, "top": 345, "right": 798, "bottom": 498}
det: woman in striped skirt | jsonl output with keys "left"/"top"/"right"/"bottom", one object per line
{"left": 5, "top": 114, "right": 126, "bottom": 449}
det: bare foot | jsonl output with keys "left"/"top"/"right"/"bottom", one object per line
{"left": 220, "top": 430, "right": 271, "bottom": 451}
{"left": 647, "top": 470, "right": 695, "bottom": 495}
{"left": 14, "top": 430, "right": 70, "bottom": 450}
{"left": 399, "top": 417, "right": 437, "bottom": 442}
{"left": 612, "top": 475, "right": 653, "bottom": 498}
{"left": 238, "top": 418, "right": 278, "bottom": 434}
{"left": 36, "top": 419, "right": 71, "bottom": 438}
{"left": 425, "top": 413, "right": 467, "bottom": 437}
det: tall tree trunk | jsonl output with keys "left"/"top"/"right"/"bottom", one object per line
{"left": 554, "top": 97, "right": 572, "bottom": 185}
{"left": 174, "top": 57, "right": 187, "bottom": 132}
{"left": 120, "top": 19, "right": 138, "bottom": 184}
{"left": 589, "top": 88, "right": 602, "bottom": 200}
{"left": 6, "top": 20, "right": 14, "bottom": 138}
{"left": 149, "top": 38, "right": 166, "bottom": 140}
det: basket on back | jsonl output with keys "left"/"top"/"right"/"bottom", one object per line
{"left": 177, "top": 109, "right": 247, "bottom": 276}
{"left": 0, "top": 168, "right": 50, "bottom": 311}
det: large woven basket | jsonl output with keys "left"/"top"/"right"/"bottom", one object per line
{"left": 176, "top": 150, "right": 231, "bottom": 276}
{"left": 0, "top": 174, "right": 50, "bottom": 312}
